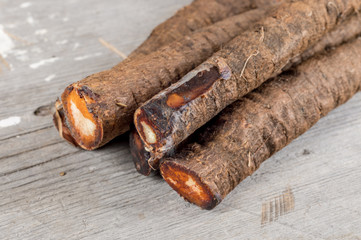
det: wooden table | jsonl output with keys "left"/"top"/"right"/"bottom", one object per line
{"left": 1, "top": 0, "right": 361, "bottom": 239}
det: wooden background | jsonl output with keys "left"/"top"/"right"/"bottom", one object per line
{"left": 1, "top": 0, "right": 361, "bottom": 239}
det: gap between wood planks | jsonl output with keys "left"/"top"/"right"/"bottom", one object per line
{"left": 0, "top": 125, "right": 54, "bottom": 142}
{"left": 0, "top": 150, "right": 81, "bottom": 178}
{"left": 0, "top": 102, "right": 55, "bottom": 142}
{"left": 0, "top": 140, "right": 64, "bottom": 161}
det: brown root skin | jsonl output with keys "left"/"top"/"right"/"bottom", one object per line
{"left": 127, "top": 0, "right": 279, "bottom": 59}
{"left": 135, "top": 13, "right": 361, "bottom": 173}
{"left": 58, "top": 6, "right": 276, "bottom": 150}
{"left": 160, "top": 38, "right": 361, "bottom": 210}
{"left": 283, "top": 13, "right": 361, "bottom": 70}
{"left": 136, "top": 0, "right": 361, "bottom": 162}
{"left": 131, "top": 11, "right": 361, "bottom": 177}
{"left": 56, "top": 0, "right": 258, "bottom": 148}
{"left": 129, "top": 128, "right": 152, "bottom": 176}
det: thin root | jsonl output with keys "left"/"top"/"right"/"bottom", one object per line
{"left": 99, "top": 38, "right": 127, "bottom": 60}
{"left": 259, "top": 27, "right": 265, "bottom": 43}
{"left": 240, "top": 50, "right": 259, "bottom": 80}
{"left": 115, "top": 102, "right": 127, "bottom": 108}
{"left": 148, "top": 160, "right": 157, "bottom": 171}
{"left": 54, "top": 107, "right": 64, "bottom": 140}
{"left": 327, "top": 2, "right": 340, "bottom": 16}
{"left": 247, "top": 152, "right": 251, "bottom": 167}
{"left": 0, "top": 54, "right": 10, "bottom": 70}
{"left": 4, "top": 30, "right": 29, "bottom": 45}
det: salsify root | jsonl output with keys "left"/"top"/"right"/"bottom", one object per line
{"left": 135, "top": 0, "right": 361, "bottom": 161}
{"left": 160, "top": 38, "right": 361, "bottom": 210}
{"left": 131, "top": 13, "right": 361, "bottom": 174}
{"left": 127, "top": 0, "right": 277, "bottom": 59}
{"left": 54, "top": 0, "right": 257, "bottom": 148}
{"left": 57, "top": 3, "right": 281, "bottom": 150}
{"left": 283, "top": 13, "right": 361, "bottom": 70}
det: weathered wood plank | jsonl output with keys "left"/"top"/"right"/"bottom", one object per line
{"left": 1, "top": 0, "right": 361, "bottom": 239}
{"left": 0, "top": 94, "right": 360, "bottom": 240}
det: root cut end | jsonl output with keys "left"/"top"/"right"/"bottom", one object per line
{"left": 62, "top": 86, "right": 102, "bottom": 150}
{"left": 140, "top": 121, "right": 157, "bottom": 144}
{"left": 160, "top": 161, "right": 219, "bottom": 210}
{"left": 134, "top": 108, "right": 160, "bottom": 148}
{"left": 53, "top": 100, "right": 78, "bottom": 147}
{"left": 129, "top": 129, "right": 152, "bottom": 176}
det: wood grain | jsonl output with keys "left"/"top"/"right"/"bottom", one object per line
{"left": 0, "top": 0, "right": 361, "bottom": 239}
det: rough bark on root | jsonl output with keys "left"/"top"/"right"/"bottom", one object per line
{"left": 127, "top": 0, "right": 276, "bottom": 59}
{"left": 160, "top": 38, "right": 361, "bottom": 210}
{"left": 283, "top": 13, "right": 361, "bottom": 70}
{"left": 135, "top": 0, "right": 361, "bottom": 160}
{"left": 131, "top": 13, "right": 361, "bottom": 174}
{"left": 58, "top": 5, "right": 280, "bottom": 150}
{"left": 53, "top": 0, "right": 262, "bottom": 148}
{"left": 54, "top": 0, "right": 277, "bottom": 149}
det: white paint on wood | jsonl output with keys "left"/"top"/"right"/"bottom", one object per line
{"left": 20, "top": 2, "right": 32, "bottom": 8}
{"left": 26, "top": 15, "right": 35, "bottom": 25}
{"left": 0, "top": 25, "right": 15, "bottom": 57}
{"left": 45, "top": 74, "right": 56, "bottom": 82}
{"left": 35, "top": 29, "right": 47, "bottom": 35}
{"left": 0, "top": 116, "right": 21, "bottom": 128}
{"left": 73, "top": 43, "right": 80, "bottom": 50}
{"left": 29, "top": 57, "right": 59, "bottom": 69}
{"left": 12, "top": 49, "right": 29, "bottom": 61}
{"left": 74, "top": 52, "right": 102, "bottom": 61}
{"left": 56, "top": 39, "right": 68, "bottom": 45}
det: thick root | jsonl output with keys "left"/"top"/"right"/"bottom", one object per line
{"left": 161, "top": 38, "right": 361, "bottom": 209}
{"left": 136, "top": 0, "right": 361, "bottom": 161}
